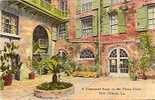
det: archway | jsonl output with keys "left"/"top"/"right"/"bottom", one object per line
{"left": 33, "top": 25, "right": 49, "bottom": 56}
{"left": 108, "top": 48, "right": 129, "bottom": 77}
{"left": 32, "top": 25, "right": 50, "bottom": 74}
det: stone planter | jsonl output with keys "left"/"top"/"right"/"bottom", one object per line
{"left": 34, "top": 85, "right": 74, "bottom": 99}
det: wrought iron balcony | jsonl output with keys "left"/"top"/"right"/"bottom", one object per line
{"left": 17, "top": 0, "right": 68, "bottom": 22}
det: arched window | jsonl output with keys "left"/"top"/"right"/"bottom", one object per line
{"left": 80, "top": 49, "right": 94, "bottom": 59}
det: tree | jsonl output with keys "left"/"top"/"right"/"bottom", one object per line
{"left": 41, "top": 54, "right": 72, "bottom": 83}
{"left": 139, "top": 32, "right": 154, "bottom": 79}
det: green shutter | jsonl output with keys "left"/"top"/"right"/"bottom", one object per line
{"left": 76, "top": 0, "right": 81, "bottom": 13}
{"left": 102, "top": 11, "right": 110, "bottom": 35}
{"left": 92, "top": 15, "right": 97, "bottom": 36}
{"left": 64, "top": 23, "right": 68, "bottom": 40}
{"left": 92, "top": 0, "right": 99, "bottom": 9}
{"left": 102, "top": 0, "right": 110, "bottom": 8}
{"left": 118, "top": 9, "right": 126, "bottom": 33}
{"left": 76, "top": 19, "right": 81, "bottom": 38}
{"left": 136, "top": 6, "right": 148, "bottom": 31}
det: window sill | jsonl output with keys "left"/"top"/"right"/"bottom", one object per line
{"left": 0, "top": 32, "right": 20, "bottom": 39}
{"left": 103, "top": 32, "right": 126, "bottom": 36}
{"left": 78, "top": 58, "right": 95, "bottom": 61}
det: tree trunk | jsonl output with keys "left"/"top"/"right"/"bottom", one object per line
{"left": 52, "top": 73, "right": 58, "bottom": 83}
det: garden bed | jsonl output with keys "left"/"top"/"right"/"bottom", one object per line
{"left": 34, "top": 82, "right": 74, "bottom": 99}
{"left": 72, "top": 71, "right": 97, "bottom": 78}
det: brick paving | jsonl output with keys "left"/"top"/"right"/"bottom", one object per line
{"left": 0, "top": 75, "right": 155, "bottom": 100}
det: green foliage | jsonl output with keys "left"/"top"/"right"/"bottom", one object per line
{"left": 130, "top": 72, "right": 138, "bottom": 81}
{"left": 139, "top": 32, "right": 154, "bottom": 72}
{"left": 0, "top": 42, "right": 21, "bottom": 76}
{"left": 40, "top": 54, "right": 73, "bottom": 83}
{"left": 75, "top": 64, "right": 86, "bottom": 71}
{"left": 32, "top": 54, "right": 43, "bottom": 74}
{"left": 90, "top": 65, "right": 98, "bottom": 72}
{"left": 63, "top": 58, "right": 76, "bottom": 75}
{"left": 37, "top": 82, "right": 73, "bottom": 90}
{"left": 128, "top": 59, "right": 138, "bottom": 81}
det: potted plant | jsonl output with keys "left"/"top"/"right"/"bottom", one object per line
{"left": 34, "top": 54, "right": 74, "bottom": 98}
{"left": 29, "top": 71, "right": 35, "bottom": 79}
{"left": 0, "top": 42, "right": 18, "bottom": 86}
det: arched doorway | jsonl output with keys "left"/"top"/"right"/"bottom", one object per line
{"left": 109, "top": 48, "right": 129, "bottom": 77}
{"left": 32, "top": 25, "right": 50, "bottom": 74}
{"left": 33, "top": 25, "right": 49, "bottom": 57}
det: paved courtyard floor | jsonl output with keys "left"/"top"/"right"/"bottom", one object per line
{"left": 0, "top": 75, "right": 155, "bottom": 100}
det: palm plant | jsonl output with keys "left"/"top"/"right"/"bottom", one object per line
{"left": 42, "top": 54, "right": 72, "bottom": 83}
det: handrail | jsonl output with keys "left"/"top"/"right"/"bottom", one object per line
{"left": 18, "top": 0, "right": 68, "bottom": 20}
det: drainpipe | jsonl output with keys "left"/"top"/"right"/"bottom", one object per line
{"left": 93, "top": 0, "right": 101, "bottom": 77}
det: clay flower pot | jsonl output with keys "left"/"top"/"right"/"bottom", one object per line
{"left": 29, "top": 72, "right": 35, "bottom": 79}
{"left": 3, "top": 74, "right": 13, "bottom": 86}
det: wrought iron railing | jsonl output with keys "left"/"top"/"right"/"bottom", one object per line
{"left": 18, "top": 0, "right": 68, "bottom": 21}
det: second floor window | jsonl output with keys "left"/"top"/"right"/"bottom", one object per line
{"left": 1, "top": 11, "right": 18, "bottom": 35}
{"left": 81, "top": 16, "right": 93, "bottom": 34}
{"left": 81, "top": 0, "right": 92, "bottom": 11}
{"left": 60, "top": 0, "right": 67, "bottom": 11}
{"left": 148, "top": 6, "right": 155, "bottom": 29}
{"left": 110, "top": 14, "right": 118, "bottom": 34}
{"left": 57, "top": 23, "right": 66, "bottom": 39}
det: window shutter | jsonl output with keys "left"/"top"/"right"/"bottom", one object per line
{"left": 92, "top": 15, "right": 97, "bottom": 36}
{"left": 136, "top": 6, "right": 148, "bottom": 31}
{"left": 102, "top": 11, "right": 110, "bottom": 35}
{"left": 76, "top": 0, "right": 81, "bottom": 13}
{"left": 118, "top": 9, "right": 126, "bottom": 33}
{"left": 64, "top": 23, "right": 68, "bottom": 39}
{"left": 102, "top": 0, "right": 110, "bottom": 8}
{"left": 76, "top": 19, "right": 82, "bottom": 38}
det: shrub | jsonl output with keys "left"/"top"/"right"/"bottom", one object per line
{"left": 37, "top": 82, "right": 73, "bottom": 90}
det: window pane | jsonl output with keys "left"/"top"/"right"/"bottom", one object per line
{"left": 120, "top": 49, "right": 128, "bottom": 57}
{"left": 1, "top": 11, "right": 18, "bottom": 34}
{"left": 120, "top": 59, "right": 128, "bottom": 73}
{"left": 110, "top": 59, "right": 117, "bottom": 73}
{"left": 110, "top": 49, "right": 117, "bottom": 57}
{"left": 81, "top": 16, "right": 93, "bottom": 34}
{"left": 80, "top": 49, "right": 94, "bottom": 58}
{"left": 110, "top": 14, "right": 118, "bottom": 34}
{"left": 81, "top": 0, "right": 92, "bottom": 11}
{"left": 148, "top": 7, "right": 155, "bottom": 29}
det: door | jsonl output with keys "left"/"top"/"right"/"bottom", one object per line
{"left": 109, "top": 48, "right": 129, "bottom": 77}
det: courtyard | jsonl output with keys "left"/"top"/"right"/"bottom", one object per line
{"left": 0, "top": 75, "right": 155, "bottom": 100}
